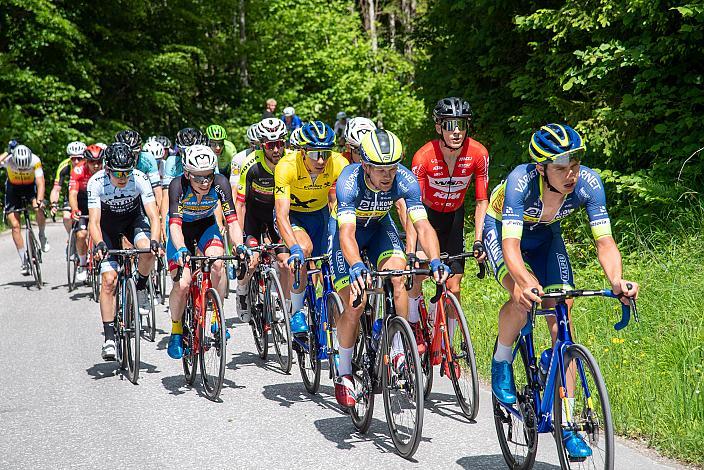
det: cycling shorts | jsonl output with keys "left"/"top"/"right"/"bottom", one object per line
{"left": 329, "top": 214, "right": 406, "bottom": 291}
{"left": 276, "top": 206, "right": 330, "bottom": 257}
{"left": 243, "top": 208, "right": 287, "bottom": 254}
{"left": 426, "top": 205, "right": 466, "bottom": 274}
{"left": 166, "top": 215, "right": 223, "bottom": 271}
{"left": 3, "top": 182, "right": 37, "bottom": 213}
{"left": 482, "top": 215, "right": 574, "bottom": 291}
{"left": 100, "top": 213, "right": 151, "bottom": 274}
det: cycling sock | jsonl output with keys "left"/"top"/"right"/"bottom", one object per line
{"left": 171, "top": 320, "right": 183, "bottom": 335}
{"left": 136, "top": 273, "right": 149, "bottom": 290}
{"left": 337, "top": 345, "right": 353, "bottom": 376}
{"left": 408, "top": 295, "right": 421, "bottom": 323}
{"left": 17, "top": 249, "right": 26, "bottom": 264}
{"left": 103, "top": 322, "right": 115, "bottom": 341}
{"left": 290, "top": 290, "right": 305, "bottom": 313}
{"left": 562, "top": 397, "right": 575, "bottom": 424}
{"left": 79, "top": 254, "right": 87, "bottom": 266}
{"left": 392, "top": 332, "right": 403, "bottom": 355}
{"left": 493, "top": 341, "right": 513, "bottom": 363}
{"left": 236, "top": 282, "right": 247, "bottom": 295}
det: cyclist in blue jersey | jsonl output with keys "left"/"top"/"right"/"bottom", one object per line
{"left": 483, "top": 123, "right": 639, "bottom": 459}
{"left": 330, "top": 129, "right": 449, "bottom": 408}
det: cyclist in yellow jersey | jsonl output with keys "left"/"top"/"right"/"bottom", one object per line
{"left": 274, "top": 121, "right": 348, "bottom": 334}
{"left": 0, "top": 144, "right": 48, "bottom": 273}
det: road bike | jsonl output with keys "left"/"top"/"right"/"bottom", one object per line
{"left": 174, "top": 254, "right": 239, "bottom": 400}
{"left": 291, "top": 254, "right": 344, "bottom": 393}
{"left": 87, "top": 235, "right": 101, "bottom": 303}
{"left": 66, "top": 213, "right": 89, "bottom": 292}
{"left": 493, "top": 286, "right": 638, "bottom": 469}
{"left": 16, "top": 198, "right": 44, "bottom": 289}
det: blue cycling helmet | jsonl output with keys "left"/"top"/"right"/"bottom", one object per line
{"left": 529, "top": 124, "right": 585, "bottom": 164}
{"left": 300, "top": 121, "right": 335, "bottom": 150}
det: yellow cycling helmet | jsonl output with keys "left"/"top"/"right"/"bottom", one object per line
{"left": 359, "top": 129, "right": 403, "bottom": 166}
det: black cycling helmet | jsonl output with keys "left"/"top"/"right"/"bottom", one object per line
{"left": 432, "top": 97, "right": 472, "bottom": 121}
{"left": 175, "top": 127, "right": 207, "bottom": 148}
{"left": 114, "top": 129, "right": 142, "bottom": 151}
{"left": 104, "top": 142, "right": 136, "bottom": 171}
{"left": 151, "top": 135, "right": 172, "bottom": 149}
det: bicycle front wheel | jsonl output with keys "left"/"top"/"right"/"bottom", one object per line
{"left": 199, "top": 288, "right": 227, "bottom": 401}
{"left": 268, "top": 271, "right": 292, "bottom": 373}
{"left": 419, "top": 299, "right": 434, "bottom": 399}
{"left": 142, "top": 276, "right": 156, "bottom": 342}
{"left": 28, "top": 230, "right": 42, "bottom": 289}
{"left": 123, "top": 278, "right": 141, "bottom": 384}
{"left": 249, "top": 275, "right": 268, "bottom": 359}
{"left": 67, "top": 228, "right": 78, "bottom": 291}
{"left": 382, "top": 316, "right": 424, "bottom": 459}
{"left": 351, "top": 312, "right": 374, "bottom": 433}
{"left": 298, "top": 291, "right": 321, "bottom": 394}
{"left": 553, "top": 343, "right": 614, "bottom": 470}
{"left": 182, "top": 294, "right": 198, "bottom": 385}
{"left": 444, "top": 292, "right": 479, "bottom": 420}
{"left": 158, "top": 254, "right": 168, "bottom": 305}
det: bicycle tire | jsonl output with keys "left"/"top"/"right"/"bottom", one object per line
{"left": 298, "top": 291, "right": 321, "bottom": 394}
{"left": 268, "top": 271, "right": 292, "bottom": 373}
{"left": 182, "top": 294, "right": 198, "bottom": 385}
{"left": 28, "top": 230, "right": 42, "bottom": 289}
{"left": 221, "top": 227, "right": 231, "bottom": 299}
{"left": 553, "top": 343, "right": 614, "bottom": 470}
{"left": 351, "top": 311, "right": 374, "bottom": 433}
{"left": 420, "top": 299, "right": 434, "bottom": 399}
{"left": 493, "top": 339, "right": 538, "bottom": 470}
{"left": 199, "top": 288, "right": 227, "bottom": 401}
{"left": 114, "top": 280, "right": 125, "bottom": 368}
{"left": 382, "top": 315, "right": 424, "bottom": 459}
{"left": 67, "top": 228, "right": 78, "bottom": 291}
{"left": 444, "top": 292, "right": 480, "bottom": 420}
{"left": 142, "top": 276, "right": 156, "bottom": 342}
{"left": 325, "top": 292, "right": 344, "bottom": 380}
{"left": 158, "top": 254, "right": 168, "bottom": 305}
{"left": 89, "top": 248, "right": 101, "bottom": 303}
{"left": 124, "top": 278, "right": 140, "bottom": 384}
{"left": 249, "top": 275, "right": 268, "bottom": 359}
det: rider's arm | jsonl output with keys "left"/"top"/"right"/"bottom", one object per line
{"left": 395, "top": 199, "right": 408, "bottom": 238}
{"left": 339, "top": 222, "right": 363, "bottom": 266}
{"left": 0, "top": 152, "right": 9, "bottom": 164}
{"left": 87, "top": 177, "right": 103, "bottom": 243}
{"left": 136, "top": 172, "right": 160, "bottom": 243}
{"left": 68, "top": 188, "right": 79, "bottom": 215}
{"left": 474, "top": 200, "right": 489, "bottom": 242}
{"left": 414, "top": 218, "right": 442, "bottom": 260}
{"left": 35, "top": 175, "right": 46, "bottom": 202}
{"left": 214, "top": 174, "right": 243, "bottom": 247}
{"left": 152, "top": 185, "right": 162, "bottom": 212}
{"left": 595, "top": 236, "right": 622, "bottom": 288}
{"left": 473, "top": 152, "right": 490, "bottom": 243}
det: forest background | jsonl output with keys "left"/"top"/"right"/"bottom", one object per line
{"left": 1, "top": 0, "right": 702, "bottom": 464}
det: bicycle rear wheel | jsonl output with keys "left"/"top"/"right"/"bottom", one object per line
{"left": 158, "top": 254, "right": 168, "bottom": 305}
{"left": 123, "top": 278, "right": 141, "bottom": 384}
{"left": 493, "top": 340, "right": 538, "bottom": 470}
{"left": 199, "top": 288, "right": 227, "bottom": 401}
{"left": 382, "top": 316, "right": 424, "bottom": 459}
{"left": 298, "top": 291, "right": 321, "bottom": 394}
{"left": 351, "top": 312, "right": 374, "bottom": 433}
{"left": 142, "top": 277, "right": 156, "bottom": 342}
{"left": 444, "top": 292, "right": 479, "bottom": 420}
{"left": 27, "top": 230, "right": 42, "bottom": 289}
{"left": 67, "top": 228, "right": 78, "bottom": 291}
{"left": 182, "top": 294, "right": 198, "bottom": 385}
{"left": 553, "top": 343, "right": 614, "bottom": 470}
{"left": 89, "top": 246, "right": 101, "bottom": 303}
{"left": 325, "top": 292, "right": 344, "bottom": 380}
{"left": 268, "top": 272, "right": 292, "bottom": 373}
{"left": 249, "top": 275, "right": 268, "bottom": 359}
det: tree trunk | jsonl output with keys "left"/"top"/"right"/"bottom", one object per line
{"left": 389, "top": 10, "right": 396, "bottom": 50}
{"left": 368, "top": 0, "right": 377, "bottom": 52}
{"left": 238, "top": 0, "right": 249, "bottom": 87}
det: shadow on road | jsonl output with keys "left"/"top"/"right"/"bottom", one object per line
{"left": 0, "top": 280, "right": 40, "bottom": 290}
{"left": 69, "top": 290, "right": 92, "bottom": 301}
{"left": 86, "top": 362, "right": 118, "bottom": 380}
{"left": 425, "top": 391, "right": 477, "bottom": 424}
{"left": 457, "top": 454, "right": 560, "bottom": 469}
{"left": 261, "top": 382, "right": 346, "bottom": 415}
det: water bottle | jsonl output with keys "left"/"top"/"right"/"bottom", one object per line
{"left": 538, "top": 348, "right": 553, "bottom": 387}
{"left": 371, "top": 319, "right": 383, "bottom": 351}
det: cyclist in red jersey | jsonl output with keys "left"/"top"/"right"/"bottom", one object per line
{"left": 69, "top": 145, "right": 104, "bottom": 282}
{"left": 405, "top": 97, "right": 489, "bottom": 356}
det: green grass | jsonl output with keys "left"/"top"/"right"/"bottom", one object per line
{"left": 458, "top": 234, "right": 704, "bottom": 466}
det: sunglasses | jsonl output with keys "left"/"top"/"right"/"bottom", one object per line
{"left": 262, "top": 140, "right": 285, "bottom": 150}
{"left": 70, "top": 156, "right": 84, "bottom": 162}
{"left": 364, "top": 161, "right": 399, "bottom": 170}
{"left": 306, "top": 150, "right": 332, "bottom": 161}
{"left": 440, "top": 119, "right": 469, "bottom": 132}
{"left": 111, "top": 170, "right": 132, "bottom": 179}
{"left": 551, "top": 147, "right": 585, "bottom": 166}
{"left": 189, "top": 172, "right": 215, "bottom": 184}
{"left": 209, "top": 140, "right": 224, "bottom": 149}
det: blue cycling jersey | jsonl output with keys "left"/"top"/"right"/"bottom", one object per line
{"left": 486, "top": 163, "right": 612, "bottom": 241}
{"left": 334, "top": 163, "right": 427, "bottom": 227}
{"left": 136, "top": 151, "right": 160, "bottom": 188}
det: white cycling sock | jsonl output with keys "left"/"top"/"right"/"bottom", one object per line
{"left": 392, "top": 332, "right": 404, "bottom": 356}
{"left": 562, "top": 397, "right": 576, "bottom": 424}
{"left": 290, "top": 290, "right": 305, "bottom": 313}
{"left": 493, "top": 341, "right": 513, "bottom": 363}
{"left": 408, "top": 295, "right": 421, "bottom": 323}
{"left": 236, "top": 282, "right": 247, "bottom": 296}
{"left": 79, "top": 254, "right": 87, "bottom": 266}
{"left": 337, "top": 345, "right": 353, "bottom": 376}
{"left": 17, "top": 249, "right": 26, "bottom": 264}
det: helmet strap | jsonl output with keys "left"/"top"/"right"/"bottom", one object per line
{"left": 542, "top": 166, "right": 563, "bottom": 194}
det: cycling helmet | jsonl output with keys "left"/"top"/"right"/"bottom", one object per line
{"left": 359, "top": 129, "right": 403, "bottom": 166}
{"left": 432, "top": 97, "right": 472, "bottom": 121}
{"left": 283, "top": 106, "right": 295, "bottom": 117}
{"left": 300, "top": 121, "right": 335, "bottom": 150}
{"left": 104, "top": 142, "right": 136, "bottom": 171}
{"left": 256, "top": 118, "right": 287, "bottom": 142}
{"left": 143, "top": 140, "right": 165, "bottom": 161}
{"left": 344, "top": 117, "right": 377, "bottom": 148}
{"left": 288, "top": 127, "right": 305, "bottom": 149}
{"left": 336, "top": 111, "right": 347, "bottom": 121}
{"left": 529, "top": 124, "right": 585, "bottom": 164}
{"left": 149, "top": 135, "right": 172, "bottom": 149}
{"left": 95, "top": 142, "right": 108, "bottom": 150}
{"left": 83, "top": 144, "right": 103, "bottom": 161}
{"left": 66, "top": 141, "right": 87, "bottom": 156}
{"left": 115, "top": 130, "right": 142, "bottom": 151}
{"left": 175, "top": 127, "right": 207, "bottom": 148}
{"left": 206, "top": 124, "right": 228, "bottom": 141}
{"left": 246, "top": 124, "right": 260, "bottom": 145}
{"left": 13, "top": 145, "right": 33, "bottom": 169}
{"left": 183, "top": 145, "right": 217, "bottom": 173}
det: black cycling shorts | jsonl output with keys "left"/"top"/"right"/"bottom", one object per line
{"left": 426, "top": 205, "right": 466, "bottom": 274}
{"left": 244, "top": 206, "right": 287, "bottom": 254}
{"left": 4, "top": 183, "right": 37, "bottom": 213}
{"left": 99, "top": 211, "right": 151, "bottom": 273}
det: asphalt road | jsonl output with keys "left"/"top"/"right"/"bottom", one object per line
{"left": 0, "top": 223, "right": 685, "bottom": 469}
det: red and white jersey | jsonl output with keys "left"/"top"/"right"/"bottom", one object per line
{"left": 411, "top": 138, "right": 489, "bottom": 213}
{"left": 68, "top": 161, "right": 95, "bottom": 193}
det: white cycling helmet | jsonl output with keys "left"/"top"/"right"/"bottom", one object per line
{"left": 143, "top": 140, "right": 165, "bottom": 161}
{"left": 95, "top": 142, "right": 108, "bottom": 150}
{"left": 288, "top": 127, "right": 303, "bottom": 149}
{"left": 256, "top": 118, "right": 287, "bottom": 142}
{"left": 336, "top": 111, "right": 347, "bottom": 121}
{"left": 183, "top": 144, "right": 217, "bottom": 173}
{"left": 66, "top": 141, "right": 87, "bottom": 156}
{"left": 344, "top": 117, "right": 377, "bottom": 148}
{"left": 246, "top": 123, "right": 260, "bottom": 145}
{"left": 13, "top": 145, "right": 33, "bottom": 169}
{"left": 283, "top": 106, "right": 295, "bottom": 117}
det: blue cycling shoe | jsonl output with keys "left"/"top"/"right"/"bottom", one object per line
{"left": 491, "top": 359, "right": 517, "bottom": 404}
{"left": 168, "top": 334, "right": 183, "bottom": 359}
{"left": 210, "top": 322, "right": 230, "bottom": 341}
{"left": 290, "top": 310, "right": 309, "bottom": 335}
{"left": 562, "top": 430, "right": 592, "bottom": 460}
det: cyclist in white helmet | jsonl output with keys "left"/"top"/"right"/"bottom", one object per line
{"left": 50, "top": 141, "right": 87, "bottom": 238}
{"left": 342, "top": 117, "right": 376, "bottom": 163}
{"left": 229, "top": 123, "right": 261, "bottom": 194}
